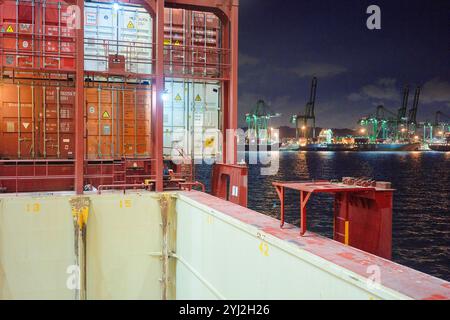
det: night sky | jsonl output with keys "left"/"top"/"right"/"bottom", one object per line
{"left": 238, "top": 0, "right": 450, "bottom": 129}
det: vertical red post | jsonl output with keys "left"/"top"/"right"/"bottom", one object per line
{"left": 226, "top": 0, "right": 239, "bottom": 165}
{"left": 75, "top": 0, "right": 85, "bottom": 194}
{"left": 152, "top": 0, "right": 165, "bottom": 191}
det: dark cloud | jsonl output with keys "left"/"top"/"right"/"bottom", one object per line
{"left": 421, "top": 78, "right": 450, "bottom": 104}
{"left": 292, "top": 63, "right": 347, "bottom": 79}
{"left": 348, "top": 78, "right": 400, "bottom": 102}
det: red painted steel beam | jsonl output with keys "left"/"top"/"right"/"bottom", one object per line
{"left": 151, "top": 0, "right": 165, "bottom": 192}
{"left": 221, "top": 1, "right": 238, "bottom": 165}
{"left": 274, "top": 185, "right": 285, "bottom": 228}
{"left": 166, "top": 0, "right": 234, "bottom": 21}
{"left": 228, "top": 1, "right": 239, "bottom": 164}
{"left": 75, "top": 0, "right": 85, "bottom": 194}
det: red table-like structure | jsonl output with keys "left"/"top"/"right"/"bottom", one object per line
{"left": 273, "top": 181, "right": 378, "bottom": 236}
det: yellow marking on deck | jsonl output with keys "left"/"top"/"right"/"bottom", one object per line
{"left": 120, "top": 199, "right": 132, "bottom": 208}
{"left": 259, "top": 242, "right": 269, "bottom": 257}
{"left": 344, "top": 221, "right": 350, "bottom": 245}
{"left": 26, "top": 203, "right": 41, "bottom": 213}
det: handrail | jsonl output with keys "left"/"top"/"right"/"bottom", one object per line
{"left": 97, "top": 183, "right": 152, "bottom": 194}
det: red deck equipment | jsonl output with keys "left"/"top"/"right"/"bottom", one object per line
{"left": 273, "top": 179, "right": 394, "bottom": 259}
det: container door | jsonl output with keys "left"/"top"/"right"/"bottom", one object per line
{"left": 118, "top": 6, "right": 153, "bottom": 74}
{"left": 58, "top": 88, "right": 75, "bottom": 159}
{"left": 163, "top": 80, "right": 189, "bottom": 158}
{"left": 189, "top": 82, "right": 221, "bottom": 160}
{"left": 191, "top": 12, "right": 207, "bottom": 76}
{"left": 43, "top": 87, "right": 60, "bottom": 158}
{"left": 164, "top": 8, "right": 186, "bottom": 75}
{"left": 84, "top": 3, "right": 116, "bottom": 72}
{"left": 205, "top": 13, "right": 220, "bottom": 76}
{"left": 86, "top": 86, "right": 114, "bottom": 159}
{"left": 0, "top": 84, "right": 34, "bottom": 159}
{"left": 42, "top": 2, "right": 76, "bottom": 71}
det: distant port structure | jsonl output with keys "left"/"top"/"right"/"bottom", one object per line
{"left": 242, "top": 78, "right": 450, "bottom": 152}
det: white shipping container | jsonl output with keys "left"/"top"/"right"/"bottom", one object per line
{"left": 84, "top": 3, "right": 152, "bottom": 75}
{"left": 163, "top": 80, "right": 220, "bottom": 158}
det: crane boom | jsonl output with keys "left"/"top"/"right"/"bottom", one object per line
{"left": 292, "top": 77, "right": 318, "bottom": 140}
{"left": 307, "top": 77, "right": 318, "bottom": 117}
{"left": 408, "top": 86, "right": 421, "bottom": 124}
{"left": 398, "top": 85, "right": 409, "bottom": 120}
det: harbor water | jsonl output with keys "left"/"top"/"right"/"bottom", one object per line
{"left": 197, "top": 151, "right": 450, "bottom": 281}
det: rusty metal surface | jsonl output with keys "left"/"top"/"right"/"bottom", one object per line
{"left": 272, "top": 181, "right": 378, "bottom": 194}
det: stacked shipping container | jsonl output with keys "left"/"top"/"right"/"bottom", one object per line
{"left": 164, "top": 8, "right": 222, "bottom": 77}
{"left": 0, "top": 0, "right": 228, "bottom": 192}
{"left": 0, "top": 0, "right": 76, "bottom": 71}
{"left": 84, "top": 2, "right": 153, "bottom": 74}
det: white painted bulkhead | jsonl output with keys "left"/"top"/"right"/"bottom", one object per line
{"left": 0, "top": 192, "right": 445, "bottom": 300}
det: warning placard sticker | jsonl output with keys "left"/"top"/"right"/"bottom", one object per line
{"left": 175, "top": 94, "right": 182, "bottom": 101}
{"left": 102, "top": 111, "right": 110, "bottom": 119}
{"left": 164, "top": 39, "right": 171, "bottom": 45}
{"left": 127, "top": 20, "right": 135, "bottom": 29}
{"left": 195, "top": 94, "right": 202, "bottom": 102}
{"left": 6, "top": 25, "right": 14, "bottom": 33}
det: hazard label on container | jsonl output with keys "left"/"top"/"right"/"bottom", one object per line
{"left": 127, "top": 21, "right": 135, "bottom": 29}
{"left": 164, "top": 39, "right": 171, "bottom": 45}
{"left": 6, "top": 25, "right": 14, "bottom": 33}
{"left": 102, "top": 111, "right": 110, "bottom": 119}
{"left": 174, "top": 40, "right": 181, "bottom": 46}
{"left": 89, "top": 106, "right": 95, "bottom": 114}
{"left": 23, "top": 122, "right": 30, "bottom": 129}
{"left": 175, "top": 94, "right": 182, "bottom": 101}
{"left": 195, "top": 94, "right": 202, "bottom": 102}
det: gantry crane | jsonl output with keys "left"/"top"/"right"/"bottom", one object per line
{"left": 359, "top": 104, "right": 398, "bottom": 142}
{"left": 435, "top": 111, "right": 450, "bottom": 135}
{"left": 291, "top": 77, "right": 318, "bottom": 140}
{"left": 408, "top": 86, "right": 421, "bottom": 134}
{"left": 245, "top": 100, "right": 281, "bottom": 144}
{"left": 396, "top": 86, "right": 410, "bottom": 139}
{"left": 359, "top": 85, "right": 424, "bottom": 142}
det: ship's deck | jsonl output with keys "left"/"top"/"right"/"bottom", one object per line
{"left": 180, "top": 191, "right": 450, "bottom": 300}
